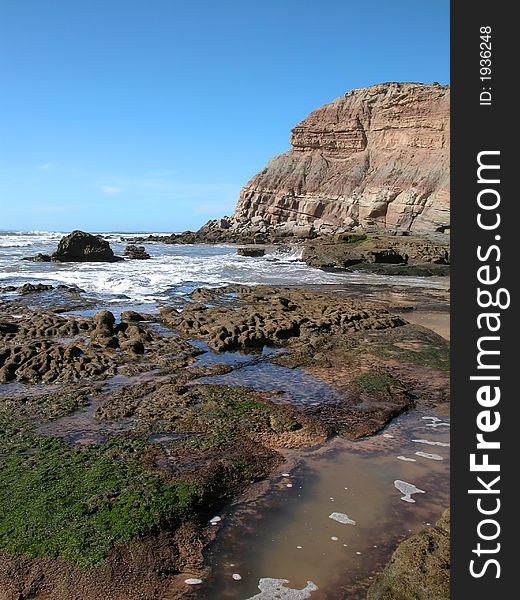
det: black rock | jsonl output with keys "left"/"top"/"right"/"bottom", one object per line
{"left": 22, "top": 253, "right": 52, "bottom": 262}
{"left": 121, "top": 310, "right": 147, "bottom": 322}
{"left": 0, "top": 321, "right": 19, "bottom": 334}
{"left": 237, "top": 247, "right": 266, "bottom": 257}
{"left": 51, "top": 230, "right": 122, "bottom": 263}
{"left": 18, "top": 283, "right": 54, "bottom": 295}
{"left": 93, "top": 310, "right": 116, "bottom": 329}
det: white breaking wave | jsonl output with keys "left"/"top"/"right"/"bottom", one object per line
{"left": 0, "top": 231, "right": 65, "bottom": 248}
{"left": 0, "top": 232, "right": 450, "bottom": 304}
{"left": 265, "top": 246, "right": 304, "bottom": 261}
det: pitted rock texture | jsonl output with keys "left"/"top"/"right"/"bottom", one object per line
{"left": 161, "top": 285, "right": 405, "bottom": 353}
{"left": 0, "top": 309, "right": 198, "bottom": 384}
{"left": 234, "top": 82, "right": 449, "bottom": 235}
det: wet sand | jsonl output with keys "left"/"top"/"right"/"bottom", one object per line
{"left": 399, "top": 310, "right": 450, "bottom": 340}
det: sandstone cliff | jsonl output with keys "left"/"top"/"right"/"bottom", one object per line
{"left": 233, "top": 82, "right": 450, "bottom": 235}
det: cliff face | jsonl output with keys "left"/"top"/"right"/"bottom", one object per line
{"left": 233, "top": 82, "right": 450, "bottom": 234}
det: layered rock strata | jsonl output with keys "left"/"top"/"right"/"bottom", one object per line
{"left": 233, "top": 82, "right": 449, "bottom": 235}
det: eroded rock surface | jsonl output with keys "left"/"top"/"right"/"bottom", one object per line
{"left": 0, "top": 309, "right": 198, "bottom": 384}
{"left": 366, "top": 509, "right": 450, "bottom": 600}
{"left": 303, "top": 234, "right": 450, "bottom": 272}
{"left": 0, "top": 283, "right": 450, "bottom": 598}
{"left": 162, "top": 285, "right": 405, "bottom": 353}
{"left": 161, "top": 285, "right": 449, "bottom": 439}
{"left": 233, "top": 82, "right": 449, "bottom": 235}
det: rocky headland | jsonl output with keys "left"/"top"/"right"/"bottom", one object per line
{"left": 129, "top": 82, "right": 450, "bottom": 276}
{"left": 233, "top": 82, "right": 449, "bottom": 236}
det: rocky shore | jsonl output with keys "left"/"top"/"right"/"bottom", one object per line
{"left": 0, "top": 281, "right": 450, "bottom": 598}
{"left": 127, "top": 227, "right": 449, "bottom": 277}
{"left": 0, "top": 82, "right": 450, "bottom": 598}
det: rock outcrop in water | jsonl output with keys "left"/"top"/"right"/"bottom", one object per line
{"left": 233, "top": 82, "right": 449, "bottom": 235}
{"left": 51, "top": 230, "right": 121, "bottom": 263}
{"left": 302, "top": 233, "right": 450, "bottom": 275}
{"left": 21, "top": 253, "right": 52, "bottom": 262}
{"left": 237, "top": 247, "right": 266, "bottom": 257}
{"left": 124, "top": 245, "right": 151, "bottom": 260}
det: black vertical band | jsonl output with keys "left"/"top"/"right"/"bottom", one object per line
{"left": 451, "top": 1, "right": 514, "bottom": 597}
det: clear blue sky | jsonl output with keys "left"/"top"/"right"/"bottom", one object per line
{"left": 0, "top": 0, "right": 449, "bottom": 233}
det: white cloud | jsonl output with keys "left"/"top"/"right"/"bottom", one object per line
{"left": 101, "top": 185, "right": 122, "bottom": 196}
{"left": 37, "top": 162, "right": 55, "bottom": 171}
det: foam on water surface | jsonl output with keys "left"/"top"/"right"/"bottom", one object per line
{"left": 394, "top": 480, "right": 426, "bottom": 503}
{"left": 245, "top": 578, "right": 318, "bottom": 600}
{"left": 202, "top": 412, "right": 449, "bottom": 599}
{"left": 0, "top": 232, "right": 450, "bottom": 305}
{"left": 415, "top": 452, "right": 443, "bottom": 461}
{"left": 329, "top": 512, "right": 356, "bottom": 525}
{"left": 412, "top": 439, "right": 450, "bottom": 447}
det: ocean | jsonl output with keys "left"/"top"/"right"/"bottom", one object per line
{"left": 0, "top": 231, "right": 448, "bottom": 306}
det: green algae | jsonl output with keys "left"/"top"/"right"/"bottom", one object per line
{"left": 0, "top": 384, "right": 287, "bottom": 568}
{"left": 368, "top": 341, "right": 450, "bottom": 371}
{"left": 353, "top": 372, "right": 394, "bottom": 394}
{"left": 0, "top": 435, "right": 201, "bottom": 568}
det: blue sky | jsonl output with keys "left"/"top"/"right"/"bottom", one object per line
{"left": 0, "top": 0, "right": 449, "bottom": 232}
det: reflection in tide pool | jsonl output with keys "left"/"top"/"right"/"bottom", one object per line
{"left": 196, "top": 411, "right": 450, "bottom": 600}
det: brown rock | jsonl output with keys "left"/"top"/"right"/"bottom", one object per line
{"left": 234, "top": 82, "right": 450, "bottom": 235}
{"left": 367, "top": 509, "right": 450, "bottom": 600}
{"left": 120, "top": 339, "right": 145, "bottom": 354}
{"left": 303, "top": 234, "right": 449, "bottom": 271}
{"left": 92, "top": 310, "right": 115, "bottom": 328}
{"left": 123, "top": 245, "right": 151, "bottom": 259}
{"left": 166, "top": 285, "right": 404, "bottom": 353}
{"left": 120, "top": 311, "right": 142, "bottom": 322}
